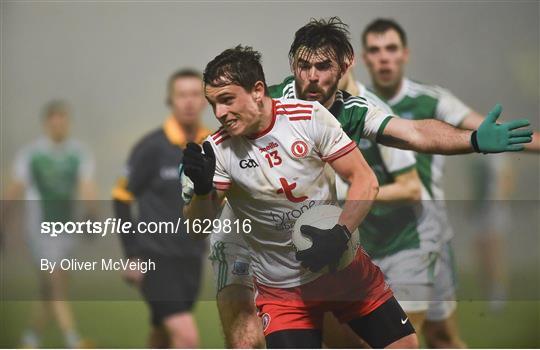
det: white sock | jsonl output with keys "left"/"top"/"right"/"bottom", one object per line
{"left": 64, "top": 330, "right": 81, "bottom": 348}
{"left": 21, "top": 329, "right": 40, "bottom": 348}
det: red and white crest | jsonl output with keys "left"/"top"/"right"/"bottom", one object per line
{"left": 261, "top": 313, "right": 271, "bottom": 332}
{"left": 291, "top": 140, "right": 309, "bottom": 158}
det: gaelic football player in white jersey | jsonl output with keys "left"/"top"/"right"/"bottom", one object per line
{"left": 361, "top": 18, "right": 540, "bottom": 348}
{"left": 194, "top": 17, "right": 533, "bottom": 348}
{"left": 183, "top": 45, "right": 418, "bottom": 348}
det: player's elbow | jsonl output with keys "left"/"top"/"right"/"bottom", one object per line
{"left": 407, "top": 181, "right": 422, "bottom": 202}
{"left": 366, "top": 171, "right": 380, "bottom": 200}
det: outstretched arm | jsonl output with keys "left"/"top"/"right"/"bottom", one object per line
{"left": 459, "top": 110, "right": 540, "bottom": 152}
{"left": 379, "top": 104, "right": 532, "bottom": 154}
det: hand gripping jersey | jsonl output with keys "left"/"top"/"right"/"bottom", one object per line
{"left": 207, "top": 97, "right": 382, "bottom": 288}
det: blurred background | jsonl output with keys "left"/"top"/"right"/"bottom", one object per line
{"left": 1, "top": 1, "right": 539, "bottom": 348}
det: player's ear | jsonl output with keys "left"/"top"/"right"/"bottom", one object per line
{"left": 403, "top": 46, "right": 410, "bottom": 64}
{"left": 343, "top": 55, "right": 354, "bottom": 72}
{"left": 252, "top": 81, "right": 266, "bottom": 102}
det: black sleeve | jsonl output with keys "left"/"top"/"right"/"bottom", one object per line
{"left": 112, "top": 134, "right": 157, "bottom": 258}
{"left": 125, "top": 136, "right": 158, "bottom": 196}
{"left": 113, "top": 199, "right": 140, "bottom": 258}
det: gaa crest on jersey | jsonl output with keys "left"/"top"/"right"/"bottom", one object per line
{"left": 261, "top": 313, "right": 271, "bottom": 332}
{"left": 291, "top": 140, "right": 309, "bottom": 158}
{"left": 358, "top": 139, "right": 372, "bottom": 150}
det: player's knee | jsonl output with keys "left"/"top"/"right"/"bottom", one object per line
{"left": 167, "top": 327, "right": 199, "bottom": 348}
{"left": 163, "top": 313, "right": 199, "bottom": 348}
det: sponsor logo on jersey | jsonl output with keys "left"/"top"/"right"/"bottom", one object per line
{"left": 232, "top": 261, "right": 250, "bottom": 275}
{"left": 259, "top": 141, "right": 279, "bottom": 153}
{"left": 276, "top": 178, "right": 308, "bottom": 203}
{"left": 160, "top": 166, "right": 180, "bottom": 180}
{"left": 358, "top": 139, "right": 372, "bottom": 150}
{"left": 269, "top": 200, "right": 316, "bottom": 231}
{"left": 261, "top": 313, "right": 271, "bottom": 332}
{"left": 291, "top": 140, "right": 309, "bottom": 158}
{"left": 239, "top": 159, "right": 259, "bottom": 169}
{"left": 400, "top": 111, "right": 414, "bottom": 120}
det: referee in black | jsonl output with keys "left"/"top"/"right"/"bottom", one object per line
{"left": 112, "top": 69, "right": 211, "bottom": 348}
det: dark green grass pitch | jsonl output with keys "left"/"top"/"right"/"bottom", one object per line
{"left": 1, "top": 269, "right": 539, "bottom": 348}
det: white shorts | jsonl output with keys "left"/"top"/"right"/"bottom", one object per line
{"left": 426, "top": 241, "right": 457, "bottom": 321}
{"left": 373, "top": 248, "right": 439, "bottom": 313}
{"left": 209, "top": 202, "right": 253, "bottom": 292}
{"left": 26, "top": 201, "right": 76, "bottom": 264}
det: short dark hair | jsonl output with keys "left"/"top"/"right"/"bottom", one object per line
{"left": 289, "top": 17, "right": 354, "bottom": 72}
{"left": 42, "top": 100, "right": 70, "bottom": 120}
{"left": 362, "top": 18, "right": 407, "bottom": 47}
{"left": 203, "top": 45, "right": 268, "bottom": 94}
{"left": 166, "top": 68, "right": 203, "bottom": 105}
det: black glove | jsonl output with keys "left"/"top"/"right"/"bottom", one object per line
{"left": 295, "top": 224, "right": 351, "bottom": 273}
{"left": 182, "top": 141, "right": 216, "bottom": 195}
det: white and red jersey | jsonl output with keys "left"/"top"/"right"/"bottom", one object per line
{"left": 207, "top": 98, "right": 358, "bottom": 288}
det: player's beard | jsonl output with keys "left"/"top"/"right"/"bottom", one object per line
{"left": 296, "top": 80, "right": 339, "bottom": 108}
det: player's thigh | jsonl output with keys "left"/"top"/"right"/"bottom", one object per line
{"left": 217, "top": 284, "right": 258, "bottom": 330}
{"left": 218, "top": 284, "right": 266, "bottom": 348}
{"left": 209, "top": 206, "right": 253, "bottom": 293}
{"left": 322, "top": 312, "right": 369, "bottom": 348}
{"left": 347, "top": 297, "right": 417, "bottom": 349}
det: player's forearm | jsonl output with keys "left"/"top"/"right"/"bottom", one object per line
{"left": 338, "top": 173, "right": 379, "bottom": 233}
{"left": 376, "top": 182, "right": 421, "bottom": 203}
{"left": 381, "top": 118, "right": 474, "bottom": 155}
{"left": 183, "top": 193, "right": 221, "bottom": 239}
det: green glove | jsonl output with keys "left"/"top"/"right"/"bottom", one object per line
{"left": 471, "top": 104, "right": 532, "bottom": 153}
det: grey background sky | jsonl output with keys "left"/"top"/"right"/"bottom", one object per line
{"left": 1, "top": 1, "right": 539, "bottom": 199}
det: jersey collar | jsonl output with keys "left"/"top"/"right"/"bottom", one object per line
{"left": 386, "top": 78, "right": 410, "bottom": 106}
{"left": 163, "top": 116, "right": 211, "bottom": 147}
{"left": 247, "top": 99, "right": 277, "bottom": 139}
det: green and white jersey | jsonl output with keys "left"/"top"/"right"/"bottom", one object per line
{"left": 382, "top": 78, "right": 471, "bottom": 201}
{"left": 270, "top": 77, "right": 442, "bottom": 257}
{"left": 13, "top": 137, "right": 95, "bottom": 222}
{"left": 376, "top": 78, "right": 471, "bottom": 243}
{"left": 269, "top": 76, "right": 393, "bottom": 144}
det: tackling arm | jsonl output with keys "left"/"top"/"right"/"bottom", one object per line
{"left": 380, "top": 104, "right": 532, "bottom": 154}
{"left": 376, "top": 168, "right": 422, "bottom": 202}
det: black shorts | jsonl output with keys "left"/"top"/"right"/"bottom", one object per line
{"left": 348, "top": 296, "right": 416, "bottom": 348}
{"left": 141, "top": 256, "right": 203, "bottom": 325}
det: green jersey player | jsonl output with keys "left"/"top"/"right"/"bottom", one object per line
{"left": 2, "top": 100, "right": 97, "bottom": 348}
{"left": 361, "top": 18, "right": 540, "bottom": 348}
